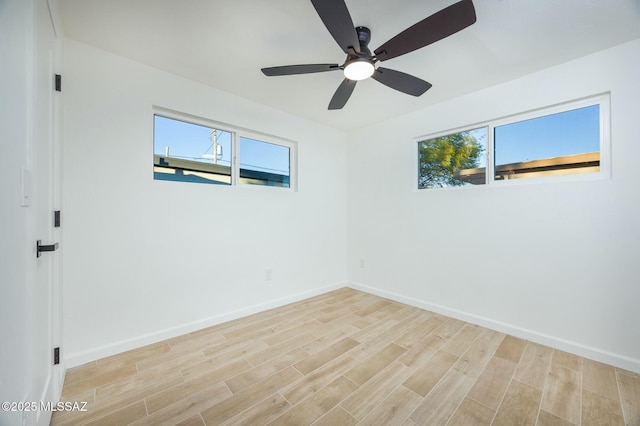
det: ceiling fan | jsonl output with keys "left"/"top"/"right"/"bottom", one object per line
{"left": 261, "top": 0, "right": 476, "bottom": 110}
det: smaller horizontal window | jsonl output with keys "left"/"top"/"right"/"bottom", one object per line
{"left": 153, "top": 112, "right": 296, "bottom": 189}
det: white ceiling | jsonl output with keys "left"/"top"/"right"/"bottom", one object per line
{"left": 59, "top": 0, "right": 640, "bottom": 131}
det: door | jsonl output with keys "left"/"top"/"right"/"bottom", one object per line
{"left": 32, "top": 0, "right": 63, "bottom": 424}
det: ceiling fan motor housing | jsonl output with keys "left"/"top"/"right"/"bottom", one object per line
{"left": 355, "top": 26, "right": 372, "bottom": 54}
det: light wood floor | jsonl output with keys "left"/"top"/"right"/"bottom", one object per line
{"left": 51, "top": 288, "right": 640, "bottom": 426}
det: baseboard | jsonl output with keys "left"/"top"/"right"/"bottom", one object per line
{"left": 65, "top": 281, "right": 640, "bottom": 373}
{"left": 348, "top": 281, "right": 640, "bottom": 374}
{"left": 65, "top": 282, "right": 345, "bottom": 368}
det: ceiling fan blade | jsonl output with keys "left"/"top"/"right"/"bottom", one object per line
{"left": 328, "top": 79, "right": 357, "bottom": 110}
{"left": 262, "top": 64, "right": 340, "bottom": 76}
{"left": 374, "top": 0, "right": 476, "bottom": 62}
{"left": 372, "top": 67, "right": 432, "bottom": 96}
{"left": 310, "top": 0, "right": 361, "bottom": 54}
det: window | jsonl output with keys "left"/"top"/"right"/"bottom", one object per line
{"left": 418, "top": 127, "right": 487, "bottom": 189}
{"left": 239, "top": 137, "right": 290, "bottom": 188}
{"left": 493, "top": 105, "right": 600, "bottom": 181}
{"left": 417, "top": 94, "right": 608, "bottom": 189}
{"left": 153, "top": 111, "right": 295, "bottom": 189}
{"left": 154, "top": 115, "right": 233, "bottom": 185}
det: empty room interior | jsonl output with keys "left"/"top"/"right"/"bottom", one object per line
{"left": 2, "top": 0, "right": 640, "bottom": 425}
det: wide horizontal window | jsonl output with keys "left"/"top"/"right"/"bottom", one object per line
{"left": 153, "top": 112, "right": 295, "bottom": 189}
{"left": 417, "top": 94, "right": 609, "bottom": 189}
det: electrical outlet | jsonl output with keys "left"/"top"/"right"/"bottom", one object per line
{"left": 265, "top": 269, "right": 273, "bottom": 280}
{"left": 359, "top": 258, "right": 365, "bottom": 268}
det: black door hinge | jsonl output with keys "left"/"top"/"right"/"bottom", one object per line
{"left": 55, "top": 74, "right": 61, "bottom": 92}
{"left": 53, "top": 347, "right": 60, "bottom": 365}
{"left": 54, "top": 210, "right": 61, "bottom": 228}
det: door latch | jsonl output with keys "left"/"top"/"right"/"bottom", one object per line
{"left": 36, "top": 240, "right": 59, "bottom": 258}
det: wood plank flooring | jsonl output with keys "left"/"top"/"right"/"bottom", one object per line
{"left": 51, "top": 288, "right": 640, "bottom": 425}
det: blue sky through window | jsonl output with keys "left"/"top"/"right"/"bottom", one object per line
{"left": 154, "top": 115, "right": 232, "bottom": 166}
{"left": 469, "top": 127, "right": 487, "bottom": 169}
{"left": 239, "top": 137, "right": 290, "bottom": 175}
{"left": 154, "top": 115, "right": 289, "bottom": 174}
{"left": 494, "top": 105, "right": 600, "bottom": 165}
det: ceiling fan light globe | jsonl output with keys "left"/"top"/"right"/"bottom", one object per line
{"left": 344, "top": 60, "right": 374, "bottom": 81}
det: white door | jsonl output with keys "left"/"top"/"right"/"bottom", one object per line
{"left": 32, "top": 0, "right": 63, "bottom": 424}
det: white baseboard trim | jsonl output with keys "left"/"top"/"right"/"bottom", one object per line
{"left": 65, "top": 282, "right": 345, "bottom": 368}
{"left": 348, "top": 281, "right": 640, "bottom": 374}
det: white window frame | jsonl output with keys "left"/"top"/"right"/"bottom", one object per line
{"left": 153, "top": 107, "right": 297, "bottom": 191}
{"left": 415, "top": 93, "right": 610, "bottom": 190}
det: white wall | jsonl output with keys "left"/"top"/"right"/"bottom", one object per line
{"left": 62, "top": 39, "right": 348, "bottom": 366}
{"left": 0, "top": 1, "right": 34, "bottom": 424}
{"left": 347, "top": 39, "right": 640, "bottom": 372}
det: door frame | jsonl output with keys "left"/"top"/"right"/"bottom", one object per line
{"left": 31, "top": 0, "right": 64, "bottom": 424}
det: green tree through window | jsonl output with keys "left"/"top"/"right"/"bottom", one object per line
{"left": 418, "top": 130, "right": 485, "bottom": 188}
